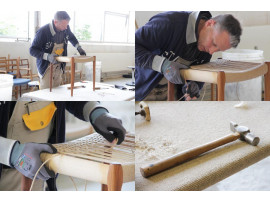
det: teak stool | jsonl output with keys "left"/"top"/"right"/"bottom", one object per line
{"left": 50, "top": 56, "right": 96, "bottom": 96}
{"left": 21, "top": 133, "right": 135, "bottom": 191}
{"left": 167, "top": 61, "right": 270, "bottom": 101}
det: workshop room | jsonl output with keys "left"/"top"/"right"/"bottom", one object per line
{"left": 135, "top": 101, "right": 270, "bottom": 191}
{"left": 0, "top": 11, "right": 135, "bottom": 101}
{"left": 135, "top": 11, "right": 270, "bottom": 101}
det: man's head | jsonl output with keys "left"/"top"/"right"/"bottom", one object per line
{"left": 53, "top": 11, "right": 71, "bottom": 31}
{"left": 198, "top": 14, "right": 242, "bottom": 55}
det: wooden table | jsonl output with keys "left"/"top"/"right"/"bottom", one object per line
{"left": 167, "top": 61, "right": 270, "bottom": 101}
{"left": 21, "top": 81, "right": 135, "bottom": 101}
{"left": 50, "top": 56, "right": 96, "bottom": 96}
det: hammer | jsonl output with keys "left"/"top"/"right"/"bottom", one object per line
{"left": 135, "top": 101, "right": 151, "bottom": 121}
{"left": 140, "top": 121, "right": 260, "bottom": 178}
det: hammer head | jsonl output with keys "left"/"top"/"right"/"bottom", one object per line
{"left": 230, "top": 121, "right": 260, "bottom": 146}
{"left": 139, "top": 101, "right": 151, "bottom": 121}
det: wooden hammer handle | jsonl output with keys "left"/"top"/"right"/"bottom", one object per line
{"left": 140, "top": 132, "right": 240, "bottom": 178}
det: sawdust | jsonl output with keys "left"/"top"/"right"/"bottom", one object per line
{"left": 136, "top": 137, "right": 177, "bottom": 162}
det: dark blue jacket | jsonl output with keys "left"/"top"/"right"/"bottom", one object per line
{"left": 29, "top": 21, "right": 79, "bottom": 77}
{"left": 0, "top": 101, "right": 89, "bottom": 190}
{"left": 135, "top": 11, "right": 212, "bottom": 100}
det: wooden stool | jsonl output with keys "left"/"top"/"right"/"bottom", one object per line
{"left": 50, "top": 56, "right": 96, "bottom": 96}
{"left": 167, "top": 61, "right": 270, "bottom": 101}
{"left": 21, "top": 133, "right": 135, "bottom": 191}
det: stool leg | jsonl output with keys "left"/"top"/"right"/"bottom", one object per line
{"left": 101, "top": 184, "right": 108, "bottom": 191}
{"left": 167, "top": 81, "right": 175, "bottom": 101}
{"left": 21, "top": 175, "right": 32, "bottom": 191}
{"left": 264, "top": 62, "right": 270, "bottom": 101}
{"left": 106, "top": 164, "right": 123, "bottom": 191}
{"left": 217, "top": 71, "right": 225, "bottom": 101}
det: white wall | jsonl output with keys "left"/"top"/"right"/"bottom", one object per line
{"left": 0, "top": 41, "right": 135, "bottom": 74}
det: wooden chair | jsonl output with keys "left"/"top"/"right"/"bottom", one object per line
{"left": 0, "top": 56, "right": 15, "bottom": 75}
{"left": 18, "top": 58, "right": 39, "bottom": 81}
{"left": 7, "top": 57, "right": 31, "bottom": 99}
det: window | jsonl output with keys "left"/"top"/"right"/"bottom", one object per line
{"left": 0, "top": 11, "right": 29, "bottom": 40}
{"left": 1, "top": 11, "right": 135, "bottom": 44}
{"left": 103, "top": 11, "right": 130, "bottom": 43}
{"left": 74, "top": 11, "right": 135, "bottom": 43}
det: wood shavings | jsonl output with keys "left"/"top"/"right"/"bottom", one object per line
{"left": 234, "top": 101, "right": 249, "bottom": 109}
{"left": 136, "top": 137, "right": 177, "bottom": 162}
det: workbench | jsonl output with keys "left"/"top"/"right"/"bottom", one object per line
{"left": 167, "top": 61, "right": 270, "bottom": 101}
{"left": 21, "top": 81, "right": 135, "bottom": 101}
{"left": 50, "top": 56, "right": 96, "bottom": 96}
{"left": 135, "top": 101, "right": 270, "bottom": 191}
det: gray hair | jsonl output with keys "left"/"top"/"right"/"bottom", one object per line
{"left": 54, "top": 11, "right": 71, "bottom": 21}
{"left": 212, "top": 14, "right": 242, "bottom": 48}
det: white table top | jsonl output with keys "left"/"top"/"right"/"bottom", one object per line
{"left": 21, "top": 81, "right": 135, "bottom": 101}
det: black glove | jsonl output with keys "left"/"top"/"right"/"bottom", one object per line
{"left": 90, "top": 108, "right": 126, "bottom": 144}
{"left": 47, "top": 53, "right": 58, "bottom": 64}
{"left": 10, "top": 142, "right": 57, "bottom": 180}
{"left": 77, "top": 46, "right": 86, "bottom": 56}
{"left": 182, "top": 81, "right": 200, "bottom": 99}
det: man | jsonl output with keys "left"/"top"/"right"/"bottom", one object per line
{"left": 0, "top": 101, "right": 126, "bottom": 191}
{"left": 135, "top": 11, "right": 242, "bottom": 101}
{"left": 30, "top": 11, "right": 86, "bottom": 89}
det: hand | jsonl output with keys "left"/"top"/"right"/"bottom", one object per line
{"left": 47, "top": 53, "right": 58, "bottom": 64}
{"left": 90, "top": 108, "right": 126, "bottom": 144}
{"left": 182, "top": 81, "right": 200, "bottom": 100}
{"left": 161, "top": 59, "right": 189, "bottom": 84}
{"left": 10, "top": 142, "right": 57, "bottom": 180}
{"left": 77, "top": 46, "right": 86, "bottom": 56}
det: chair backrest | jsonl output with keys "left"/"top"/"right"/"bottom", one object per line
{"left": 7, "top": 57, "right": 21, "bottom": 78}
{"left": 0, "top": 57, "right": 8, "bottom": 73}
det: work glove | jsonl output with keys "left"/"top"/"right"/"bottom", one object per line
{"left": 10, "top": 142, "right": 57, "bottom": 180}
{"left": 161, "top": 59, "right": 189, "bottom": 84}
{"left": 47, "top": 53, "right": 58, "bottom": 64}
{"left": 182, "top": 81, "right": 200, "bottom": 101}
{"left": 77, "top": 46, "right": 86, "bottom": 56}
{"left": 90, "top": 108, "right": 126, "bottom": 145}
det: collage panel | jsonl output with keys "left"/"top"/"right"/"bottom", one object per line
{"left": 0, "top": 11, "right": 135, "bottom": 101}
{"left": 135, "top": 101, "right": 270, "bottom": 190}
{"left": 0, "top": 101, "right": 135, "bottom": 191}
{"left": 135, "top": 11, "right": 270, "bottom": 102}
